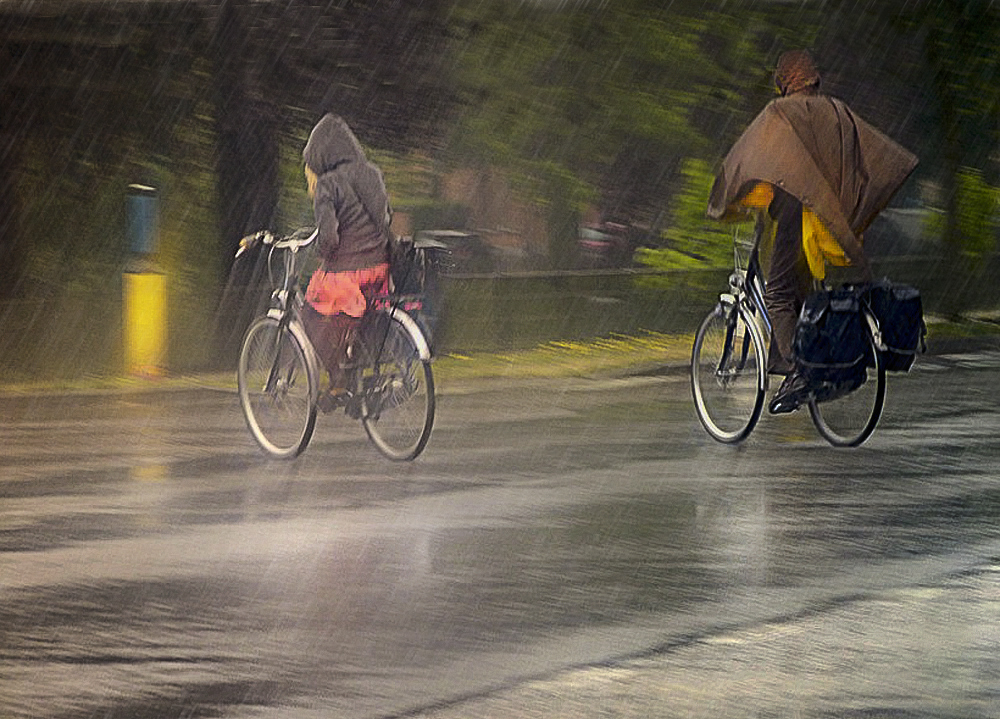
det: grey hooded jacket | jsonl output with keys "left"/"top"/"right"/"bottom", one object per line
{"left": 303, "top": 114, "right": 390, "bottom": 271}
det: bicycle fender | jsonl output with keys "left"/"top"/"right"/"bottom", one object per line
{"left": 388, "top": 307, "right": 432, "bottom": 361}
{"left": 736, "top": 304, "right": 769, "bottom": 394}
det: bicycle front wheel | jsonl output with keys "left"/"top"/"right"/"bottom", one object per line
{"left": 808, "top": 317, "right": 886, "bottom": 448}
{"left": 691, "top": 301, "right": 767, "bottom": 444}
{"left": 356, "top": 313, "right": 435, "bottom": 461}
{"left": 238, "top": 316, "right": 318, "bottom": 459}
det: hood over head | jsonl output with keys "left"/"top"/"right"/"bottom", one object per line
{"left": 303, "top": 114, "right": 367, "bottom": 174}
{"left": 774, "top": 49, "right": 821, "bottom": 96}
{"left": 302, "top": 113, "right": 391, "bottom": 238}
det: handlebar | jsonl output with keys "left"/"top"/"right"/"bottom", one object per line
{"left": 235, "top": 227, "right": 318, "bottom": 258}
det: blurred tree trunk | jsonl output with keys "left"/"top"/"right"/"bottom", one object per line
{"left": 920, "top": 0, "right": 1000, "bottom": 316}
{"left": 210, "top": 0, "right": 280, "bottom": 366}
{"left": 0, "top": 82, "right": 28, "bottom": 300}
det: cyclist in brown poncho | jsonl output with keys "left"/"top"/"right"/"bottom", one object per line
{"left": 708, "top": 50, "right": 918, "bottom": 413}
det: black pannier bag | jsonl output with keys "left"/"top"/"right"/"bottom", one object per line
{"left": 864, "top": 279, "right": 926, "bottom": 372}
{"left": 389, "top": 235, "right": 422, "bottom": 295}
{"left": 387, "top": 235, "right": 449, "bottom": 355}
{"left": 793, "top": 286, "right": 870, "bottom": 394}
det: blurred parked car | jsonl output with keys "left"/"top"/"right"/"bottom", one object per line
{"left": 578, "top": 221, "right": 643, "bottom": 268}
{"left": 414, "top": 230, "right": 496, "bottom": 274}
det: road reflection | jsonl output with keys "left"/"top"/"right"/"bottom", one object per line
{"left": 1, "top": 362, "right": 999, "bottom": 717}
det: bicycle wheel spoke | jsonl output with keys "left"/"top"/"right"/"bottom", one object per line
{"left": 808, "top": 325, "right": 885, "bottom": 447}
{"left": 238, "top": 317, "right": 317, "bottom": 458}
{"left": 691, "top": 305, "right": 765, "bottom": 443}
{"left": 358, "top": 316, "right": 434, "bottom": 460}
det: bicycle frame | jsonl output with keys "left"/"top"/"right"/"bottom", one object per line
{"left": 250, "top": 231, "right": 323, "bottom": 398}
{"left": 735, "top": 231, "right": 771, "bottom": 335}
{"left": 237, "top": 228, "right": 437, "bottom": 460}
{"left": 243, "top": 228, "right": 431, "bottom": 393}
{"left": 351, "top": 303, "right": 431, "bottom": 420}
{"left": 714, "top": 230, "right": 771, "bottom": 388}
{"left": 692, "top": 213, "right": 890, "bottom": 448}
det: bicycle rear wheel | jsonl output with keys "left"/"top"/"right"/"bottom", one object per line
{"left": 355, "top": 313, "right": 434, "bottom": 461}
{"left": 691, "top": 301, "right": 767, "bottom": 443}
{"left": 238, "top": 316, "right": 318, "bottom": 458}
{"left": 808, "top": 317, "right": 886, "bottom": 447}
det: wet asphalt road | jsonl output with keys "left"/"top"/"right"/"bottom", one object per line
{"left": 1, "top": 351, "right": 999, "bottom": 719}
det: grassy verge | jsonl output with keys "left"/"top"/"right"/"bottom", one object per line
{"left": 0, "top": 331, "right": 692, "bottom": 396}
{"left": 925, "top": 313, "right": 1000, "bottom": 341}
{"left": 0, "top": 372, "right": 237, "bottom": 396}
{"left": 0, "top": 319, "right": 997, "bottom": 396}
{"left": 434, "top": 330, "right": 692, "bottom": 382}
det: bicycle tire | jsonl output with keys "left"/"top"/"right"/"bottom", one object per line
{"left": 238, "top": 316, "right": 318, "bottom": 459}
{"left": 808, "top": 311, "right": 886, "bottom": 448}
{"left": 691, "top": 300, "right": 767, "bottom": 444}
{"left": 355, "top": 311, "right": 434, "bottom": 461}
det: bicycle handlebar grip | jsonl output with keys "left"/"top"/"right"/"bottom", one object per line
{"left": 235, "top": 230, "right": 274, "bottom": 258}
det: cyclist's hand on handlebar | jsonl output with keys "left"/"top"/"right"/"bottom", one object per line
{"left": 235, "top": 230, "right": 272, "bottom": 258}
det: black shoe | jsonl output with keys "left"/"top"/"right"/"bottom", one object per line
{"left": 344, "top": 394, "right": 364, "bottom": 420}
{"left": 317, "top": 389, "right": 348, "bottom": 414}
{"left": 768, "top": 373, "right": 811, "bottom": 415}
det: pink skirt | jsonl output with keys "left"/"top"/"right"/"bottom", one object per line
{"left": 304, "top": 263, "right": 389, "bottom": 317}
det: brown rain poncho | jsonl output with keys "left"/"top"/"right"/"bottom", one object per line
{"left": 707, "top": 94, "right": 918, "bottom": 268}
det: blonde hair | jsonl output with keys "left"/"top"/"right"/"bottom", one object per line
{"left": 304, "top": 165, "right": 318, "bottom": 198}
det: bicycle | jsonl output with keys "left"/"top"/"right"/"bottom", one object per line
{"left": 235, "top": 228, "right": 435, "bottom": 461}
{"left": 690, "top": 228, "right": 886, "bottom": 447}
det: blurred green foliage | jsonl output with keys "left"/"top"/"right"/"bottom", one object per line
{"left": 5, "top": 0, "right": 1000, "bottom": 378}
{"left": 954, "top": 168, "right": 999, "bottom": 258}
{"left": 922, "top": 167, "right": 999, "bottom": 258}
{"left": 443, "top": 0, "right": 767, "bottom": 227}
{"left": 9, "top": 52, "right": 221, "bottom": 377}
{"left": 634, "top": 158, "right": 738, "bottom": 273}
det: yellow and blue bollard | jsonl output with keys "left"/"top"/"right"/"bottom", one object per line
{"left": 123, "top": 184, "right": 166, "bottom": 378}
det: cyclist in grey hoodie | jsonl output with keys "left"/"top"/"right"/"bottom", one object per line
{"left": 301, "top": 114, "right": 392, "bottom": 401}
